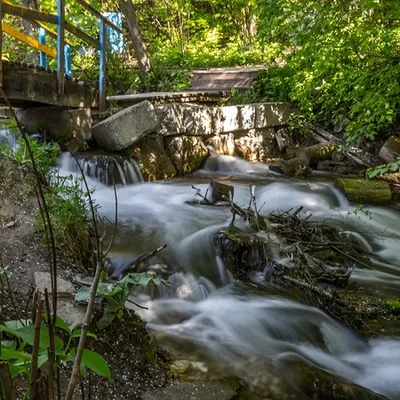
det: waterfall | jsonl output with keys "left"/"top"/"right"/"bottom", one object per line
{"left": 60, "top": 153, "right": 144, "bottom": 186}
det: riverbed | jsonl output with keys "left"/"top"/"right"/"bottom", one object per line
{"left": 61, "top": 152, "right": 400, "bottom": 399}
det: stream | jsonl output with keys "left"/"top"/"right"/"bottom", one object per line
{"left": 59, "top": 152, "right": 400, "bottom": 399}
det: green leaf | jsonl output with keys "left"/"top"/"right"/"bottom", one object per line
{"left": 81, "top": 349, "right": 112, "bottom": 381}
{"left": 4, "top": 320, "right": 30, "bottom": 330}
{"left": 1, "top": 340, "right": 16, "bottom": 349}
{"left": 75, "top": 287, "right": 91, "bottom": 302}
{"left": 0, "top": 348, "right": 31, "bottom": 361}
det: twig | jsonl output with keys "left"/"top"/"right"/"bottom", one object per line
{"left": 0, "top": 361, "right": 16, "bottom": 400}
{"left": 127, "top": 244, "right": 168, "bottom": 274}
{"left": 68, "top": 151, "right": 100, "bottom": 257}
{"left": 104, "top": 161, "right": 119, "bottom": 258}
{"left": 29, "top": 298, "right": 43, "bottom": 400}
{"left": 125, "top": 298, "right": 149, "bottom": 310}
{"left": 44, "top": 289, "right": 55, "bottom": 400}
{"left": 64, "top": 248, "right": 103, "bottom": 400}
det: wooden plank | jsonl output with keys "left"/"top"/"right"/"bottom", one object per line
{"left": 65, "top": 20, "right": 98, "bottom": 48}
{"left": 32, "top": 20, "right": 73, "bottom": 46}
{"left": 99, "top": 18, "right": 106, "bottom": 111}
{"left": 2, "top": 22, "right": 56, "bottom": 58}
{"left": 57, "top": 0, "right": 65, "bottom": 95}
{"left": 74, "top": 0, "right": 123, "bottom": 34}
{"left": 2, "top": 1, "right": 57, "bottom": 24}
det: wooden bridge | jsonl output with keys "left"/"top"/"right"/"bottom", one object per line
{"left": 0, "top": 0, "right": 120, "bottom": 110}
{"left": 0, "top": 1, "right": 262, "bottom": 112}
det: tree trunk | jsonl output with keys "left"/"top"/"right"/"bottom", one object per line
{"left": 21, "top": 0, "right": 39, "bottom": 64}
{"left": 336, "top": 178, "right": 392, "bottom": 204}
{"left": 120, "top": 0, "right": 152, "bottom": 86}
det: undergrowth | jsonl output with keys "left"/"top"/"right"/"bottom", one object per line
{"left": 0, "top": 130, "right": 92, "bottom": 265}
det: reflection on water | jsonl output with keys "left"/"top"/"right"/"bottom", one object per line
{"left": 61, "top": 152, "right": 400, "bottom": 398}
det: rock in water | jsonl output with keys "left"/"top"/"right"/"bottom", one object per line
{"left": 336, "top": 178, "right": 392, "bottom": 204}
{"left": 126, "top": 133, "right": 177, "bottom": 181}
{"left": 165, "top": 136, "right": 209, "bottom": 175}
{"left": 93, "top": 101, "right": 158, "bottom": 151}
{"left": 378, "top": 136, "right": 400, "bottom": 163}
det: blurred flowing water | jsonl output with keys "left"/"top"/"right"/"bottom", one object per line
{"left": 61, "top": 152, "right": 400, "bottom": 399}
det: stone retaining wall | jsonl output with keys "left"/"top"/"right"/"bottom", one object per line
{"left": 91, "top": 101, "right": 291, "bottom": 180}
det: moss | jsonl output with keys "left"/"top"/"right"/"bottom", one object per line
{"left": 386, "top": 300, "right": 400, "bottom": 309}
{"left": 336, "top": 178, "right": 392, "bottom": 204}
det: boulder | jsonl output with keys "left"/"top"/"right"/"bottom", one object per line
{"left": 156, "top": 103, "right": 215, "bottom": 136}
{"left": 165, "top": 136, "right": 209, "bottom": 175}
{"left": 336, "top": 178, "right": 392, "bottom": 204}
{"left": 378, "top": 136, "right": 400, "bottom": 163}
{"left": 93, "top": 101, "right": 158, "bottom": 151}
{"left": 34, "top": 271, "right": 75, "bottom": 297}
{"left": 126, "top": 133, "right": 177, "bottom": 181}
{"left": 234, "top": 129, "right": 265, "bottom": 162}
{"left": 204, "top": 134, "right": 235, "bottom": 156}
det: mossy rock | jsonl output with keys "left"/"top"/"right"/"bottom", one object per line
{"left": 336, "top": 178, "right": 392, "bottom": 204}
{"left": 165, "top": 135, "right": 209, "bottom": 175}
{"left": 126, "top": 133, "right": 177, "bottom": 181}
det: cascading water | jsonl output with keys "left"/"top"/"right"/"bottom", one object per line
{"left": 0, "top": 128, "right": 18, "bottom": 149}
{"left": 59, "top": 152, "right": 143, "bottom": 185}
{"left": 62, "top": 153, "right": 400, "bottom": 399}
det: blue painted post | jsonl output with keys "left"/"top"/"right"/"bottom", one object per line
{"left": 64, "top": 44, "right": 72, "bottom": 76}
{"left": 39, "top": 27, "right": 46, "bottom": 68}
{"left": 99, "top": 18, "right": 107, "bottom": 111}
{"left": 57, "top": 0, "right": 65, "bottom": 95}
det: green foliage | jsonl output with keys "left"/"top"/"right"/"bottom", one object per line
{"left": 366, "top": 157, "right": 400, "bottom": 179}
{"left": 76, "top": 272, "right": 170, "bottom": 329}
{"left": 38, "top": 174, "right": 93, "bottom": 263}
{"left": 255, "top": 0, "right": 400, "bottom": 143}
{"left": 0, "top": 135, "right": 92, "bottom": 264}
{"left": 386, "top": 300, "right": 400, "bottom": 309}
{"left": 0, "top": 316, "right": 111, "bottom": 386}
{"left": 1, "top": 133, "right": 60, "bottom": 179}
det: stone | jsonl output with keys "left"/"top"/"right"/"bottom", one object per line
{"left": 165, "top": 136, "right": 209, "bottom": 175}
{"left": 93, "top": 101, "right": 158, "bottom": 151}
{"left": 34, "top": 271, "right": 75, "bottom": 297}
{"left": 141, "top": 380, "right": 239, "bottom": 400}
{"left": 126, "top": 133, "right": 177, "bottom": 181}
{"left": 17, "top": 107, "right": 93, "bottom": 149}
{"left": 378, "top": 136, "right": 400, "bottom": 164}
{"left": 234, "top": 129, "right": 265, "bottom": 162}
{"left": 213, "top": 105, "right": 255, "bottom": 133}
{"left": 57, "top": 299, "right": 86, "bottom": 326}
{"left": 156, "top": 103, "right": 215, "bottom": 136}
{"left": 204, "top": 134, "right": 235, "bottom": 156}
{"left": 254, "top": 102, "right": 291, "bottom": 128}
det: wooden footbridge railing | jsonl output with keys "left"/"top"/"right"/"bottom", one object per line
{"left": 0, "top": 0, "right": 123, "bottom": 110}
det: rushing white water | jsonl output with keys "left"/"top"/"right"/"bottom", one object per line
{"left": 59, "top": 152, "right": 143, "bottom": 185}
{"left": 61, "top": 152, "right": 400, "bottom": 398}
